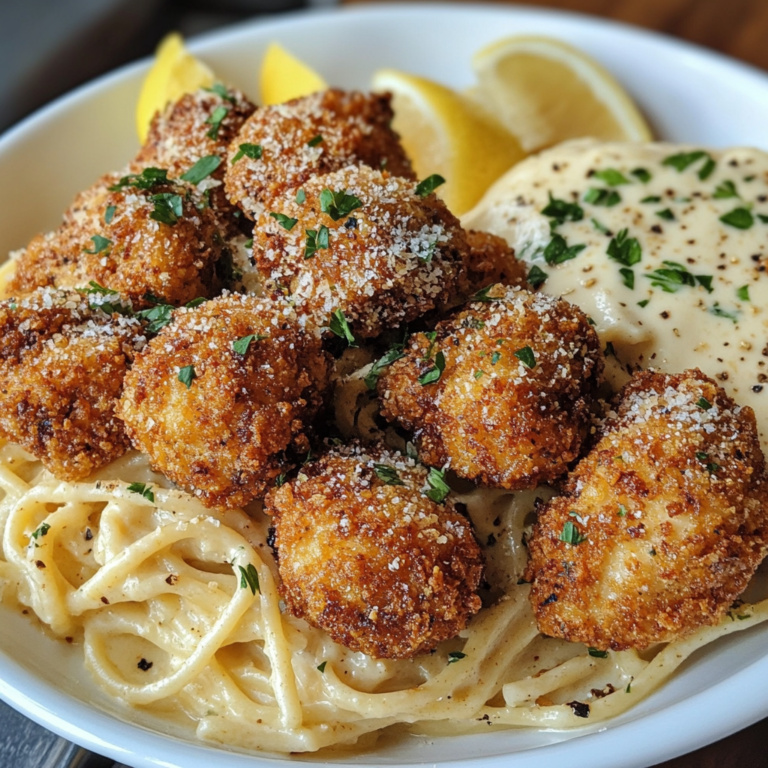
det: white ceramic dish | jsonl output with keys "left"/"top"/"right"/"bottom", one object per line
{"left": 2, "top": 4, "right": 768, "bottom": 767}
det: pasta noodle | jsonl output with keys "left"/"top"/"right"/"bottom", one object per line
{"left": 1, "top": 439, "right": 766, "bottom": 754}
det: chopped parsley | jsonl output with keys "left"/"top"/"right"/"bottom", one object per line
{"left": 758, "top": 214, "right": 768, "bottom": 224}
{"left": 329, "top": 308, "right": 356, "bottom": 347}
{"left": 295, "top": 188, "right": 306, "bottom": 204}
{"left": 710, "top": 302, "right": 738, "bottom": 322}
{"left": 269, "top": 212, "right": 298, "bottom": 231}
{"left": 418, "top": 350, "right": 446, "bottom": 385}
{"left": 513, "top": 345, "right": 536, "bottom": 369}
{"left": 527, "top": 264, "right": 548, "bottom": 288}
{"left": 632, "top": 168, "right": 652, "bottom": 183}
{"left": 637, "top": 299, "right": 650, "bottom": 308}
{"left": 474, "top": 370, "right": 485, "bottom": 380}
{"left": 588, "top": 648, "right": 609, "bottom": 659}
{"left": 178, "top": 365, "right": 197, "bottom": 389}
{"left": 374, "top": 463, "right": 404, "bottom": 486}
{"left": 205, "top": 105, "right": 229, "bottom": 139}
{"left": 641, "top": 195, "right": 662, "bottom": 203}
{"left": 713, "top": 179, "right": 739, "bottom": 199}
{"left": 109, "top": 166, "right": 168, "bottom": 191}
{"left": 697, "top": 397, "right": 712, "bottom": 410}
{"left": 543, "top": 233, "right": 586, "bottom": 265}
{"left": 307, "top": 134, "right": 324, "bottom": 147}
{"left": 447, "top": 651, "right": 467, "bottom": 664}
{"left": 317, "top": 661, "right": 327, "bottom": 673}
{"left": 607, "top": 228, "right": 641, "bottom": 266}
{"left": 720, "top": 207, "right": 754, "bottom": 229}
{"left": 737, "top": 285, "right": 751, "bottom": 301}
{"left": 304, "top": 225, "right": 330, "bottom": 259}
{"left": 583, "top": 187, "right": 621, "bottom": 207}
{"left": 104, "top": 205, "right": 116, "bottom": 224}
{"left": 231, "top": 143, "right": 262, "bottom": 164}
{"left": 593, "top": 168, "right": 629, "bottom": 186}
{"left": 415, "top": 173, "right": 446, "bottom": 197}
{"left": 149, "top": 192, "right": 184, "bottom": 226}
{"left": 232, "top": 333, "right": 268, "bottom": 355}
{"left": 541, "top": 192, "right": 583, "bottom": 225}
{"left": 471, "top": 285, "right": 499, "bottom": 302}
{"left": 619, "top": 267, "right": 635, "bottom": 290}
{"left": 491, "top": 350, "right": 501, "bottom": 365}
{"left": 127, "top": 482, "right": 155, "bottom": 503}
{"left": 655, "top": 208, "right": 675, "bottom": 221}
{"left": 275, "top": 473, "right": 286, "bottom": 488}
{"left": 364, "top": 345, "right": 406, "bottom": 390}
{"left": 83, "top": 235, "right": 112, "bottom": 254}
{"left": 319, "top": 188, "right": 363, "bottom": 221}
{"left": 591, "top": 218, "right": 611, "bottom": 235}
{"left": 238, "top": 563, "right": 260, "bottom": 595}
{"left": 31, "top": 522, "right": 50, "bottom": 540}
{"left": 617, "top": 504, "right": 628, "bottom": 517}
{"left": 204, "top": 83, "right": 236, "bottom": 103}
{"left": 180, "top": 155, "right": 222, "bottom": 185}
{"left": 662, "top": 150, "right": 716, "bottom": 179}
{"left": 425, "top": 467, "right": 450, "bottom": 504}
{"left": 559, "top": 520, "right": 587, "bottom": 546}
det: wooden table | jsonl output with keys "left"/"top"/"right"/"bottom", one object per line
{"left": 341, "top": 0, "right": 768, "bottom": 765}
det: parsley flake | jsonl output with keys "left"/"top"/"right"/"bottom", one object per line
{"left": 710, "top": 302, "right": 738, "bottom": 322}
{"left": 31, "top": 522, "right": 50, "bottom": 540}
{"left": 374, "top": 464, "right": 404, "bottom": 486}
{"left": 591, "top": 218, "right": 611, "bottom": 235}
{"left": 655, "top": 208, "right": 675, "bottom": 221}
{"left": 231, "top": 143, "right": 263, "bottom": 164}
{"left": 104, "top": 205, "right": 116, "bottom": 224}
{"left": 205, "top": 105, "right": 229, "bottom": 139}
{"left": 544, "top": 233, "right": 586, "bottom": 265}
{"left": 425, "top": 467, "right": 450, "bottom": 504}
{"left": 329, "top": 308, "right": 356, "bottom": 347}
{"left": 662, "top": 150, "right": 715, "bottom": 179}
{"left": 275, "top": 473, "right": 286, "bottom": 488}
{"left": 319, "top": 188, "right": 363, "bottom": 221}
{"left": 364, "top": 345, "right": 406, "bottom": 390}
{"left": 307, "top": 134, "right": 324, "bottom": 147}
{"left": 641, "top": 195, "right": 662, "bottom": 203}
{"left": 527, "top": 264, "right": 548, "bottom": 288}
{"left": 270, "top": 212, "right": 298, "bottom": 231}
{"left": 607, "top": 228, "right": 642, "bottom": 266}
{"left": 180, "top": 155, "right": 222, "bottom": 185}
{"left": 617, "top": 267, "right": 634, "bottom": 290}
{"left": 588, "top": 648, "right": 609, "bottom": 659}
{"left": 474, "top": 370, "right": 485, "bottom": 380}
{"left": 149, "top": 193, "right": 183, "bottom": 226}
{"left": 238, "top": 563, "right": 260, "bottom": 595}
{"left": 513, "top": 345, "right": 536, "bottom": 369}
{"left": 127, "top": 482, "right": 155, "bottom": 503}
{"left": 204, "top": 83, "right": 236, "bottom": 103}
{"left": 617, "top": 504, "right": 628, "bottom": 517}
{"left": 559, "top": 521, "right": 587, "bottom": 546}
{"left": 541, "top": 192, "right": 584, "bottom": 225}
{"left": 471, "top": 285, "right": 498, "bottom": 302}
{"left": 317, "top": 661, "right": 327, "bottom": 673}
{"left": 583, "top": 187, "right": 621, "bottom": 207}
{"left": 632, "top": 168, "right": 652, "bottom": 183}
{"left": 713, "top": 179, "right": 739, "bottom": 199}
{"left": 295, "top": 188, "right": 306, "bottom": 204}
{"left": 83, "top": 235, "right": 112, "bottom": 255}
{"left": 109, "top": 167, "right": 168, "bottom": 191}
{"left": 304, "top": 226, "right": 330, "bottom": 259}
{"left": 737, "top": 285, "right": 751, "bottom": 301}
{"left": 637, "top": 299, "right": 650, "bottom": 308}
{"left": 593, "top": 168, "right": 629, "bottom": 186}
{"left": 415, "top": 174, "right": 446, "bottom": 197}
{"left": 447, "top": 651, "right": 466, "bottom": 664}
{"left": 232, "top": 334, "right": 268, "bottom": 355}
{"left": 697, "top": 397, "right": 712, "bottom": 410}
{"left": 178, "top": 365, "right": 197, "bottom": 389}
{"left": 720, "top": 207, "right": 754, "bottom": 229}
{"left": 419, "top": 350, "right": 446, "bottom": 385}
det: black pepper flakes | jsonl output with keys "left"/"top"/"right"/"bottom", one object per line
{"left": 137, "top": 658, "right": 154, "bottom": 671}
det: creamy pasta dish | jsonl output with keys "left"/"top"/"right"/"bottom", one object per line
{"left": 0, "top": 70, "right": 767, "bottom": 758}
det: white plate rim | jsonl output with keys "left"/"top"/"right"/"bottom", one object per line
{"left": 1, "top": 4, "right": 768, "bottom": 767}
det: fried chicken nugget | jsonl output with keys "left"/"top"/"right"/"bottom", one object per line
{"left": 266, "top": 442, "right": 484, "bottom": 659}
{"left": 225, "top": 89, "right": 414, "bottom": 217}
{"left": 526, "top": 369, "right": 768, "bottom": 651}
{"left": 118, "top": 293, "right": 331, "bottom": 508}
{"left": 461, "top": 229, "right": 528, "bottom": 298}
{"left": 252, "top": 164, "right": 468, "bottom": 338}
{"left": 10, "top": 171, "right": 225, "bottom": 308}
{"left": 135, "top": 86, "right": 255, "bottom": 230}
{"left": 378, "top": 285, "right": 603, "bottom": 488}
{"left": 0, "top": 288, "right": 146, "bottom": 480}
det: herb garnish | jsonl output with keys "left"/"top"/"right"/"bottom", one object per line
{"left": 697, "top": 397, "right": 712, "bottom": 410}
{"left": 304, "top": 225, "right": 330, "bottom": 259}
{"left": 513, "top": 346, "right": 536, "bottom": 369}
{"left": 238, "top": 564, "right": 260, "bottom": 594}
{"left": 204, "top": 83, "right": 236, "bottom": 103}
{"left": 109, "top": 166, "right": 168, "bottom": 191}
{"left": 319, "top": 188, "right": 363, "bottom": 220}
{"left": 232, "top": 334, "right": 268, "bottom": 355}
{"left": 231, "top": 143, "right": 263, "bottom": 164}
{"left": 617, "top": 504, "right": 628, "bottom": 517}
{"left": 541, "top": 192, "right": 584, "bottom": 224}
{"left": 641, "top": 195, "right": 662, "bottom": 203}
{"left": 178, "top": 365, "right": 197, "bottom": 389}
{"left": 591, "top": 218, "right": 611, "bottom": 235}
{"left": 491, "top": 350, "right": 501, "bottom": 365}
{"left": 710, "top": 302, "right": 738, "bottom": 322}
{"left": 317, "top": 661, "right": 327, "bottom": 673}
{"left": 632, "top": 168, "right": 652, "bottom": 183}
{"left": 31, "top": 522, "right": 50, "bottom": 541}
{"left": 83, "top": 235, "right": 112, "bottom": 254}
{"left": 544, "top": 233, "right": 586, "bottom": 265}
{"left": 307, "top": 134, "right": 324, "bottom": 147}
{"left": 415, "top": 174, "right": 446, "bottom": 197}
{"left": 588, "top": 648, "right": 609, "bottom": 658}
{"left": 364, "top": 345, "right": 407, "bottom": 390}
{"left": 471, "top": 285, "right": 499, "bottom": 302}
{"left": 295, "top": 189, "right": 306, "bottom": 204}
{"left": 425, "top": 467, "right": 450, "bottom": 504}
{"left": 205, "top": 105, "right": 229, "bottom": 139}
{"left": 269, "top": 212, "right": 298, "bottom": 231}
{"left": 149, "top": 193, "right": 183, "bottom": 225}
{"left": 737, "top": 285, "right": 750, "bottom": 301}
{"left": 374, "top": 464, "right": 405, "bottom": 486}
{"left": 180, "top": 155, "right": 222, "bottom": 185}
{"left": 713, "top": 180, "right": 738, "bottom": 199}
{"left": 559, "top": 520, "right": 587, "bottom": 546}
{"left": 720, "top": 207, "right": 753, "bottom": 229}
{"left": 662, "top": 150, "right": 716, "bottom": 179}
{"left": 619, "top": 267, "right": 635, "bottom": 289}
{"left": 607, "top": 228, "right": 641, "bottom": 266}
{"left": 329, "top": 308, "right": 356, "bottom": 347}
{"left": 593, "top": 168, "right": 629, "bottom": 186}
{"left": 583, "top": 187, "right": 621, "bottom": 207}
{"left": 527, "top": 264, "right": 548, "bottom": 288}
{"left": 644, "top": 261, "right": 712, "bottom": 293}
{"left": 104, "top": 205, "right": 116, "bottom": 224}
{"left": 447, "top": 651, "right": 466, "bottom": 664}
{"left": 419, "top": 351, "right": 446, "bottom": 385}
{"left": 127, "top": 482, "right": 155, "bottom": 503}
{"left": 655, "top": 208, "right": 675, "bottom": 221}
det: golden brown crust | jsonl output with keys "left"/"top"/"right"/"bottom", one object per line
{"left": 118, "top": 293, "right": 331, "bottom": 508}
{"left": 378, "top": 285, "right": 604, "bottom": 489}
{"left": 526, "top": 369, "right": 768, "bottom": 651}
{"left": 10, "top": 172, "right": 225, "bottom": 308}
{"left": 225, "top": 89, "right": 414, "bottom": 217}
{"left": 0, "top": 288, "right": 146, "bottom": 480}
{"left": 266, "top": 442, "right": 484, "bottom": 659}
{"left": 135, "top": 86, "right": 256, "bottom": 232}
{"left": 460, "top": 230, "right": 528, "bottom": 298}
{"left": 251, "top": 164, "right": 468, "bottom": 338}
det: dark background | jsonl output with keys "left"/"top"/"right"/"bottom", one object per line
{"left": 0, "top": 1, "right": 766, "bottom": 766}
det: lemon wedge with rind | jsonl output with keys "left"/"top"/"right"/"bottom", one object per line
{"left": 371, "top": 69, "right": 525, "bottom": 215}
{"left": 260, "top": 43, "right": 327, "bottom": 106}
{"left": 471, "top": 35, "right": 652, "bottom": 152}
{"left": 136, "top": 33, "right": 215, "bottom": 143}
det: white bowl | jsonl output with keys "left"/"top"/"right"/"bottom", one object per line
{"left": 2, "top": 4, "right": 768, "bottom": 768}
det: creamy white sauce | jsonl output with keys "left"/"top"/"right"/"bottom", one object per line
{"left": 464, "top": 139, "right": 768, "bottom": 450}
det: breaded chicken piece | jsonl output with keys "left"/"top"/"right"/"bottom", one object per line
{"left": 225, "top": 89, "right": 414, "bottom": 217}
{"left": 135, "top": 86, "right": 255, "bottom": 231}
{"left": 526, "top": 369, "right": 768, "bottom": 651}
{"left": 460, "top": 230, "right": 528, "bottom": 299}
{"left": 118, "top": 293, "right": 330, "bottom": 508}
{"left": 378, "top": 285, "right": 603, "bottom": 489}
{"left": 10, "top": 171, "right": 225, "bottom": 308}
{"left": 252, "top": 164, "right": 468, "bottom": 338}
{"left": 0, "top": 288, "right": 146, "bottom": 480}
{"left": 266, "top": 442, "right": 484, "bottom": 659}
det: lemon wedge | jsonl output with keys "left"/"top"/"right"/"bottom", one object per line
{"left": 260, "top": 42, "right": 327, "bottom": 106}
{"left": 136, "top": 32, "right": 215, "bottom": 143}
{"left": 470, "top": 35, "right": 652, "bottom": 152}
{"left": 371, "top": 69, "right": 525, "bottom": 215}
